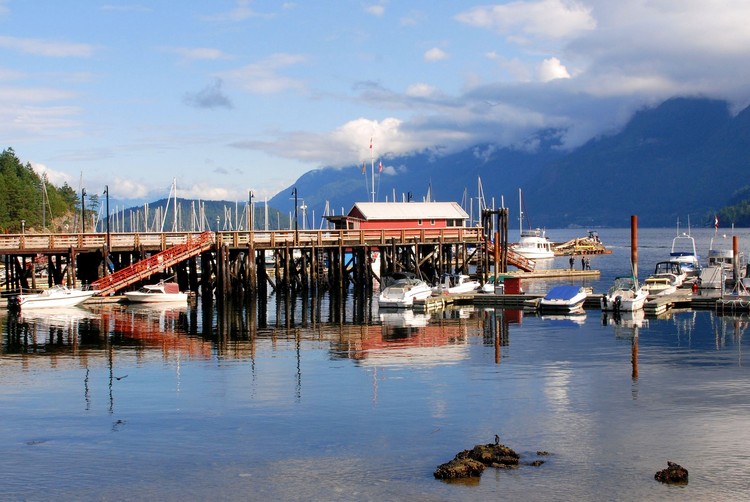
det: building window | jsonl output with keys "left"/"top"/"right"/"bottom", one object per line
{"left": 430, "top": 219, "right": 435, "bottom": 225}
{"left": 418, "top": 219, "right": 423, "bottom": 225}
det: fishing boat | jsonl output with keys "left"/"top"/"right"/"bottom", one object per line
{"left": 378, "top": 275, "right": 432, "bottom": 308}
{"left": 669, "top": 220, "right": 701, "bottom": 276}
{"left": 512, "top": 189, "right": 554, "bottom": 259}
{"left": 600, "top": 276, "right": 649, "bottom": 312}
{"left": 699, "top": 234, "right": 745, "bottom": 289}
{"left": 17, "top": 285, "right": 96, "bottom": 309}
{"left": 539, "top": 285, "right": 588, "bottom": 313}
{"left": 124, "top": 281, "right": 188, "bottom": 303}
{"left": 432, "top": 273, "right": 480, "bottom": 295}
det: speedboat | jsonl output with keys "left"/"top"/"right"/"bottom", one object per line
{"left": 17, "top": 285, "right": 96, "bottom": 309}
{"left": 652, "top": 261, "right": 686, "bottom": 287}
{"left": 641, "top": 275, "right": 678, "bottom": 298}
{"left": 378, "top": 276, "right": 432, "bottom": 308}
{"left": 124, "top": 282, "right": 188, "bottom": 303}
{"left": 539, "top": 285, "right": 588, "bottom": 313}
{"left": 601, "top": 275, "right": 649, "bottom": 312}
{"left": 699, "top": 234, "right": 745, "bottom": 289}
{"left": 432, "top": 273, "right": 480, "bottom": 295}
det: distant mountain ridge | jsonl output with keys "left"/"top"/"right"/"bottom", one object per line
{"left": 270, "top": 97, "right": 750, "bottom": 228}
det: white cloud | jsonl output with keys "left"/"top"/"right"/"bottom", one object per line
{"left": 424, "top": 47, "right": 448, "bottom": 62}
{"left": 0, "top": 35, "right": 96, "bottom": 57}
{"left": 365, "top": 4, "right": 385, "bottom": 16}
{"left": 405, "top": 83, "right": 436, "bottom": 97}
{"left": 219, "top": 53, "right": 306, "bottom": 94}
{"left": 204, "top": 0, "right": 272, "bottom": 21}
{"left": 538, "top": 57, "right": 570, "bottom": 82}
{"left": 31, "top": 162, "right": 73, "bottom": 187}
{"left": 455, "top": 0, "right": 595, "bottom": 40}
{"left": 164, "top": 46, "right": 233, "bottom": 62}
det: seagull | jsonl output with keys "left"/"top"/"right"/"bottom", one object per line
{"left": 495, "top": 434, "right": 500, "bottom": 445}
{"left": 115, "top": 375, "right": 128, "bottom": 380}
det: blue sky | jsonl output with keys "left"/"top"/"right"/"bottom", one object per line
{"left": 2, "top": 0, "right": 750, "bottom": 205}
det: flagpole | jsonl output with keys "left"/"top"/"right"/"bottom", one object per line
{"left": 370, "top": 137, "right": 375, "bottom": 203}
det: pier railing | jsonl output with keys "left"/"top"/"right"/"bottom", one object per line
{"left": 0, "top": 227, "right": 484, "bottom": 253}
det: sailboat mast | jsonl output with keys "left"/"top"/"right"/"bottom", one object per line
{"left": 518, "top": 188, "right": 523, "bottom": 238}
{"left": 370, "top": 137, "right": 375, "bottom": 203}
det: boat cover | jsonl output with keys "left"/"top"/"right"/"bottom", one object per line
{"left": 544, "top": 285, "right": 582, "bottom": 300}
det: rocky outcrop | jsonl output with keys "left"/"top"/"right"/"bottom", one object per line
{"left": 434, "top": 440, "right": 524, "bottom": 480}
{"left": 655, "top": 461, "right": 688, "bottom": 484}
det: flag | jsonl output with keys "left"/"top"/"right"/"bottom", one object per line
{"left": 369, "top": 137, "right": 372, "bottom": 150}
{"left": 378, "top": 161, "right": 383, "bottom": 173}
{"left": 361, "top": 162, "right": 366, "bottom": 174}
{"left": 715, "top": 214, "right": 719, "bottom": 229}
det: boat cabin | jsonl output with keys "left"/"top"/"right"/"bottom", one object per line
{"left": 325, "top": 202, "right": 469, "bottom": 230}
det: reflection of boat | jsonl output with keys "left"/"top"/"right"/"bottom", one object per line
{"left": 512, "top": 189, "right": 554, "bottom": 259}
{"left": 539, "top": 285, "right": 588, "bottom": 313}
{"left": 378, "top": 276, "right": 432, "bottom": 308}
{"left": 18, "top": 285, "right": 96, "bottom": 309}
{"left": 541, "top": 312, "right": 587, "bottom": 325}
{"left": 124, "top": 282, "right": 188, "bottom": 303}
{"left": 606, "top": 309, "right": 647, "bottom": 329}
{"left": 432, "top": 273, "right": 480, "bottom": 295}
{"left": 601, "top": 276, "right": 649, "bottom": 312}
{"left": 379, "top": 309, "right": 429, "bottom": 327}
{"left": 19, "top": 305, "right": 96, "bottom": 324}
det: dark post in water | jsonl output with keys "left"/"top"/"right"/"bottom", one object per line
{"left": 734, "top": 235, "right": 740, "bottom": 285}
{"left": 631, "top": 215, "right": 638, "bottom": 278}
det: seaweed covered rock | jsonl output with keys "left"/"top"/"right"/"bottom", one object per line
{"left": 655, "top": 461, "right": 688, "bottom": 484}
{"left": 459, "top": 443, "right": 520, "bottom": 469}
{"left": 433, "top": 457, "right": 485, "bottom": 480}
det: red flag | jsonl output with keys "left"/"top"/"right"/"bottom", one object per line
{"left": 378, "top": 161, "right": 383, "bottom": 173}
{"left": 369, "top": 137, "right": 372, "bottom": 150}
{"left": 361, "top": 162, "right": 366, "bottom": 174}
{"left": 715, "top": 214, "right": 719, "bottom": 229}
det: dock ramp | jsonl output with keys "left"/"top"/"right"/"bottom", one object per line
{"left": 91, "top": 232, "right": 214, "bottom": 296}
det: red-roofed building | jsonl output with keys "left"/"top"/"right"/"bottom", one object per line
{"left": 326, "top": 202, "right": 469, "bottom": 230}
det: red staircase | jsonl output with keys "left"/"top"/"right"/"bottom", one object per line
{"left": 91, "top": 232, "right": 214, "bottom": 296}
{"left": 487, "top": 242, "right": 536, "bottom": 272}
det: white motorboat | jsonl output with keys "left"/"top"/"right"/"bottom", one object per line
{"left": 432, "top": 273, "right": 480, "bottom": 295}
{"left": 669, "top": 221, "right": 701, "bottom": 276}
{"left": 17, "top": 285, "right": 96, "bottom": 309}
{"left": 512, "top": 189, "right": 554, "bottom": 259}
{"left": 699, "top": 234, "right": 745, "bottom": 289}
{"left": 601, "top": 276, "right": 649, "bottom": 312}
{"left": 378, "top": 276, "right": 432, "bottom": 308}
{"left": 539, "top": 285, "right": 588, "bottom": 313}
{"left": 642, "top": 275, "right": 678, "bottom": 298}
{"left": 124, "top": 282, "right": 188, "bottom": 303}
{"left": 652, "top": 261, "right": 686, "bottom": 287}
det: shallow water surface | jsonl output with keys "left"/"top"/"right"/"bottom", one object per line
{"left": 3, "top": 227, "right": 750, "bottom": 501}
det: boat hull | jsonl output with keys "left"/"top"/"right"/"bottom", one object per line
{"left": 18, "top": 287, "right": 96, "bottom": 309}
{"left": 124, "top": 292, "right": 189, "bottom": 303}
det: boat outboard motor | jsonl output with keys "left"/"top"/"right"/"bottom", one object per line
{"left": 601, "top": 296, "right": 608, "bottom": 309}
{"left": 614, "top": 296, "right": 622, "bottom": 312}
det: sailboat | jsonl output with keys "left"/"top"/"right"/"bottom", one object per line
{"left": 512, "top": 189, "right": 555, "bottom": 259}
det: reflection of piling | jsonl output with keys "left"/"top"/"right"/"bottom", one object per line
{"left": 632, "top": 335, "right": 639, "bottom": 380}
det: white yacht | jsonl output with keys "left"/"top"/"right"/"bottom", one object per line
{"left": 512, "top": 189, "right": 555, "bottom": 259}
{"left": 378, "top": 275, "right": 433, "bottom": 308}
{"left": 669, "top": 221, "right": 701, "bottom": 276}
{"left": 601, "top": 276, "right": 649, "bottom": 312}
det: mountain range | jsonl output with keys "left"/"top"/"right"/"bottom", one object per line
{"left": 269, "top": 97, "right": 750, "bottom": 229}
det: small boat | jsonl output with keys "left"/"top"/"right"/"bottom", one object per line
{"left": 512, "top": 188, "right": 555, "bottom": 259}
{"left": 539, "top": 285, "right": 588, "bottom": 313}
{"left": 601, "top": 275, "right": 649, "bottom": 312}
{"left": 652, "top": 261, "right": 686, "bottom": 287}
{"left": 378, "top": 276, "right": 433, "bottom": 308}
{"left": 669, "top": 220, "right": 701, "bottom": 276}
{"left": 17, "top": 285, "right": 96, "bottom": 309}
{"left": 124, "top": 281, "right": 188, "bottom": 303}
{"left": 432, "top": 273, "right": 480, "bottom": 295}
{"left": 699, "top": 234, "right": 746, "bottom": 289}
{"left": 641, "top": 275, "right": 678, "bottom": 298}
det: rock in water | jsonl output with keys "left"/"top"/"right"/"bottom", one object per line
{"left": 654, "top": 461, "right": 688, "bottom": 484}
{"left": 434, "top": 458, "right": 485, "bottom": 479}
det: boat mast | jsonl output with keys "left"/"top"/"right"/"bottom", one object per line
{"left": 518, "top": 188, "right": 523, "bottom": 239}
{"left": 370, "top": 137, "right": 375, "bottom": 203}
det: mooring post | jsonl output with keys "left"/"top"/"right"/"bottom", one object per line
{"left": 733, "top": 235, "right": 740, "bottom": 285}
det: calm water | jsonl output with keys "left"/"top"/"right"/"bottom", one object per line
{"left": 3, "top": 227, "right": 750, "bottom": 501}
